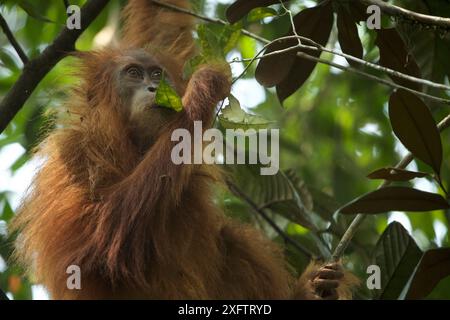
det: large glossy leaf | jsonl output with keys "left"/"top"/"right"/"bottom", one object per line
{"left": 337, "top": 5, "right": 363, "bottom": 66}
{"left": 230, "top": 165, "right": 316, "bottom": 230}
{"left": 196, "top": 23, "right": 241, "bottom": 60}
{"left": 275, "top": 1, "right": 333, "bottom": 102}
{"left": 406, "top": 248, "right": 450, "bottom": 299}
{"left": 395, "top": 1, "right": 450, "bottom": 92}
{"left": 307, "top": 187, "right": 340, "bottom": 223}
{"left": 372, "top": 222, "right": 423, "bottom": 299}
{"left": 284, "top": 169, "right": 313, "bottom": 213}
{"left": 226, "top": 0, "right": 290, "bottom": 24}
{"left": 367, "top": 167, "right": 429, "bottom": 182}
{"left": 389, "top": 90, "right": 442, "bottom": 175}
{"left": 255, "top": 1, "right": 332, "bottom": 91}
{"left": 376, "top": 28, "right": 422, "bottom": 91}
{"left": 254, "top": 37, "right": 298, "bottom": 88}
{"left": 397, "top": 24, "right": 450, "bottom": 111}
{"left": 339, "top": 186, "right": 449, "bottom": 215}
{"left": 347, "top": 0, "right": 369, "bottom": 22}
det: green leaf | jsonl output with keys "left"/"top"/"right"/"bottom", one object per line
{"left": 372, "top": 222, "right": 423, "bottom": 299}
{"left": 389, "top": 90, "right": 443, "bottom": 175}
{"left": 336, "top": 5, "right": 363, "bottom": 66}
{"left": 376, "top": 28, "right": 422, "bottom": 91}
{"left": 255, "top": 1, "right": 333, "bottom": 101}
{"left": 424, "top": 276, "right": 450, "bottom": 299}
{"left": 219, "top": 95, "right": 272, "bottom": 130}
{"left": 183, "top": 55, "right": 206, "bottom": 80}
{"left": 220, "top": 24, "right": 241, "bottom": 55}
{"left": 197, "top": 23, "right": 241, "bottom": 58}
{"left": 1, "top": 200, "right": 14, "bottom": 222}
{"left": 367, "top": 167, "right": 429, "bottom": 182}
{"left": 405, "top": 248, "right": 450, "bottom": 299}
{"left": 229, "top": 164, "right": 316, "bottom": 230}
{"left": 339, "top": 186, "right": 450, "bottom": 215}
{"left": 18, "top": 0, "right": 54, "bottom": 23}
{"left": 238, "top": 36, "right": 257, "bottom": 62}
{"left": 247, "top": 7, "right": 278, "bottom": 22}
{"left": 10, "top": 153, "right": 29, "bottom": 172}
{"left": 197, "top": 24, "right": 221, "bottom": 58}
{"left": 395, "top": 2, "right": 450, "bottom": 110}
{"left": 308, "top": 187, "right": 341, "bottom": 223}
{"left": 284, "top": 169, "right": 313, "bottom": 212}
{"left": 0, "top": 48, "right": 20, "bottom": 71}
{"left": 155, "top": 74, "right": 183, "bottom": 112}
{"left": 226, "top": 0, "right": 290, "bottom": 24}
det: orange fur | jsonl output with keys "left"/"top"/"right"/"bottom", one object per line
{"left": 11, "top": 0, "right": 357, "bottom": 299}
{"left": 121, "top": 0, "right": 195, "bottom": 62}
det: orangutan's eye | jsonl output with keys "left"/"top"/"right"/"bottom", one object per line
{"left": 126, "top": 66, "right": 143, "bottom": 79}
{"left": 150, "top": 68, "right": 162, "bottom": 81}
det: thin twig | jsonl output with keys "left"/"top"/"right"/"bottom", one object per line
{"left": 227, "top": 180, "right": 314, "bottom": 258}
{"left": 230, "top": 36, "right": 281, "bottom": 86}
{"left": 232, "top": 39, "right": 450, "bottom": 105}
{"left": 332, "top": 112, "right": 450, "bottom": 260}
{"left": 279, "top": 0, "right": 301, "bottom": 45}
{"left": 152, "top": 0, "right": 450, "bottom": 102}
{"left": 361, "top": 0, "right": 450, "bottom": 30}
{"left": 230, "top": 37, "right": 450, "bottom": 92}
{"left": 0, "top": 0, "right": 110, "bottom": 134}
{"left": 295, "top": 51, "right": 450, "bottom": 105}
{"left": 279, "top": 35, "right": 450, "bottom": 92}
{"left": 0, "top": 13, "right": 29, "bottom": 64}
{"left": 63, "top": 0, "right": 70, "bottom": 10}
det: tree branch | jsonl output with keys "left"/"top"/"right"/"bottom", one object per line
{"left": 294, "top": 50, "right": 450, "bottom": 105}
{"left": 361, "top": 0, "right": 450, "bottom": 30}
{"left": 231, "top": 37, "right": 450, "bottom": 105}
{"left": 0, "top": 0, "right": 110, "bottom": 134}
{"left": 265, "top": 35, "right": 450, "bottom": 92}
{"left": 227, "top": 180, "right": 314, "bottom": 259}
{"left": 332, "top": 112, "right": 450, "bottom": 260}
{"left": 152, "top": 0, "right": 450, "bottom": 104}
{"left": 0, "top": 13, "right": 29, "bottom": 64}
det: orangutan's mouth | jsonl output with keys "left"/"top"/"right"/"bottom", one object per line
{"left": 148, "top": 104, "right": 165, "bottom": 110}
